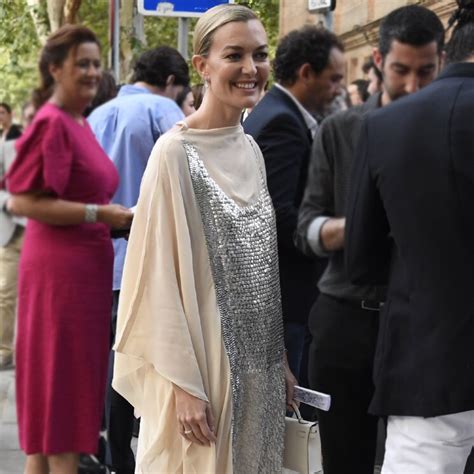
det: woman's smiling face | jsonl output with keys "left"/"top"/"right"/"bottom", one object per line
{"left": 196, "top": 19, "right": 270, "bottom": 113}
{"left": 50, "top": 41, "right": 102, "bottom": 108}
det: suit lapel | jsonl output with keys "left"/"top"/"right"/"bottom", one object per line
{"left": 268, "top": 86, "right": 312, "bottom": 141}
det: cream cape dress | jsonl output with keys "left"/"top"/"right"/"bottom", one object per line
{"left": 113, "top": 124, "right": 276, "bottom": 473}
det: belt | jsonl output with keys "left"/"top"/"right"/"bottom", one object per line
{"left": 335, "top": 296, "right": 384, "bottom": 312}
{"left": 322, "top": 294, "right": 385, "bottom": 312}
{"left": 361, "top": 300, "right": 384, "bottom": 312}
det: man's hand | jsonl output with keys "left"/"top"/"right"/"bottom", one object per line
{"left": 284, "top": 353, "right": 298, "bottom": 410}
{"left": 320, "top": 217, "right": 346, "bottom": 251}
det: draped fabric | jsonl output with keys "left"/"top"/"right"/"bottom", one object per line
{"left": 113, "top": 124, "right": 267, "bottom": 473}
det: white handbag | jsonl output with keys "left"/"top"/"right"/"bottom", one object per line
{"left": 283, "top": 403, "right": 322, "bottom": 474}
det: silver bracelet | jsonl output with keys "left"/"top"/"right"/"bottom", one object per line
{"left": 84, "top": 204, "right": 99, "bottom": 223}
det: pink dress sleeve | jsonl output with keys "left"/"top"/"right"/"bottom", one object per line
{"left": 7, "top": 113, "right": 73, "bottom": 197}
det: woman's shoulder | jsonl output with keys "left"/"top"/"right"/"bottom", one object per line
{"left": 25, "top": 103, "right": 68, "bottom": 137}
{"left": 156, "top": 125, "right": 188, "bottom": 155}
{"left": 149, "top": 126, "right": 190, "bottom": 172}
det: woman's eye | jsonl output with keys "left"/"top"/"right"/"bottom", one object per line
{"left": 227, "top": 54, "right": 241, "bottom": 61}
{"left": 255, "top": 52, "right": 269, "bottom": 61}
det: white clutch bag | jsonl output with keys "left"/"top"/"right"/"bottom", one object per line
{"left": 283, "top": 403, "right": 322, "bottom": 474}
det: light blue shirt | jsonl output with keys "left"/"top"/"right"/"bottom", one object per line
{"left": 88, "top": 84, "right": 184, "bottom": 290}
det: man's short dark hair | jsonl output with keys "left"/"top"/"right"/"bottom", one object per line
{"left": 350, "top": 79, "right": 369, "bottom": 102}
{"left": 445, "top": 0, "right": 474, "bottom": 63}
{"left": 362, "top": 58, "right": 383, "bottom": 81}
{"left": 131, "top": 46, "right": 189, "bottom": 88}
{"left": 0, "top": 103, "right": 12, "bottom": 114}
{"left": 273, "top": 26, "right": 344, "bottom": 86}
{"left": 379, "top": 5, "right": 445, "bottom": 59}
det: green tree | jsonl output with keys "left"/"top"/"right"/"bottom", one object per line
{"left": 0, "top": 0, "right": 44, "bottom": 107}
{"left": 0, "top": 0, "right": 280, "bottom": 110}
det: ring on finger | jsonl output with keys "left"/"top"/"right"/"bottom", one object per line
{"left": 184, "top": 429, "right": 193, "bottom": 435}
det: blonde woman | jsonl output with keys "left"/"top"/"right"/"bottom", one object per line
{"left": 113, "top": 4, "right": 296, "bottom": 473}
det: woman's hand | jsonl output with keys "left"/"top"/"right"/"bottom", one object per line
{"left": 173, "top": 384, "right": 217, "bottom": 446}
{"left": 97, "top": 204, "right": 133, "bottom": 229}
{"left": 284, "top": 352, "right": 298, "bottom": 410}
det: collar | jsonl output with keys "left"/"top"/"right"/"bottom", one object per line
{"left": 274, "top": 83, "right": 318, "bottom": 138}
{"left": 436, "top": 62, "right": 474, "bottom": 81}
{"left": 118, "top": 84, "right": 153, "bottom": 97}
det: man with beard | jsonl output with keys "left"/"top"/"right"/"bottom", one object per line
{"left": 346, "top": 0, "right": 474, "bottom": 471}
{"left": 295, "top": 6, "right": 445, "bottom": 474}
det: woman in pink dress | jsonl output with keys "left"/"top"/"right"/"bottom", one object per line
{"left": 5, "top": 25, "right": 133, "bottom": 474}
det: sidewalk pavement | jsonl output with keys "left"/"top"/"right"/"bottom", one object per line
{"left": 0, "top": 365, "right": 377, "bottom": 474}
{"left": 1, "top": 365, "right": 471, "bottom": 474}
{"left": 0, "top": 367, "right": 23, "bottom": 474}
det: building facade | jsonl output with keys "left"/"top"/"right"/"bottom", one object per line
{"left": 279, "top": 0, "right": 457, "bottom": 82}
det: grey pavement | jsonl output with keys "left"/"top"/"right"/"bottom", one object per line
{"left": 1, "top": 365, "right": 472, "bottom": 474}
{"left": 0, "top": 366, "right": 379, "bottom": 474}
{"left": 0, "top": 367, "right": 23, "bottom": 474}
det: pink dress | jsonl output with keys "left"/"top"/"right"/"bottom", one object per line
{"left": 6, "top": 103, "right": 118, "bottom": 455}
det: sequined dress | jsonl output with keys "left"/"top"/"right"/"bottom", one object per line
{"left": 113, "top": 124, "right": 286, "bottom": 473}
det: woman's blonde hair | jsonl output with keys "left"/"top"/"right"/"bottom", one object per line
{"left": 193, "top": 4, "right": 259, "bottom": 57}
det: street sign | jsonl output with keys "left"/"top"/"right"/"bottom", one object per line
{"left": 308, "top": 0, "right": 332, "bottom": 12}
{"left": 138, "top": 0, "right": 234, "bottom": 17}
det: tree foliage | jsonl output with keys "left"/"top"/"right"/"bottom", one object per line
{"left": 0, "top": 0, "right": 279, "bottom": 112}
{"left": 0, "top": 0, "right": 44, "bottom": 107}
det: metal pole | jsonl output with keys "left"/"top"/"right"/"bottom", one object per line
{"left": 324, "top": 10, "right": 333, "bottom": 30}
{"left": 178, "top": 17, "right": 189, "bottom": 60}
{"left": 112, "top": 0, "right": 120, "bottom": 82}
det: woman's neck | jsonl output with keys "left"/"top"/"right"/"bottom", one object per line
{"left": 186, "top": 94, "right": 242, "bottom": 130}
{"left": 49, "top": 92, "right": 86, "bottom": 124}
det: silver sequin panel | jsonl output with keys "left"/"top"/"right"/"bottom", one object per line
{"left": 183, "top": 139, "right": 286, "bottom": 474}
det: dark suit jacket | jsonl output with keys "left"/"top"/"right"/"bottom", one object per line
{"left": 244, "top": 85, "right": 323, "bottom": 324}
{"left": 346, "top": 63, "right": 474, "bottom": 417}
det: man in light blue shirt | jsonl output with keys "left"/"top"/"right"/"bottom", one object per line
{"left": 88, "top": 46, "right": 188, "bottom": 474}
{"left": 89, "top": 47, "right": 187, "bottom": 292}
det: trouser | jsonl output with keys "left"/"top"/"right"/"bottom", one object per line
{"left": 0, "top": 227, "right": 23, "bottom": 358}
{"left": 382, "top": 411, "right": 474, "bottom": 474}
{"left": 106, "top": 290, "right": 135, "bottom": 474}
{"left": 308, "top": 293, "right": 380, "bottom": 474}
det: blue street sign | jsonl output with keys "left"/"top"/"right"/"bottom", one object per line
{"left": 138, "top": 0, "right": 234, "bottom": 17}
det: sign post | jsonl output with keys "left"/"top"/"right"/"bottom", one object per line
{"left": 308, "top": 0, "right": 332, "bottom": 11}
{"left": 308, "top": 0, "right": 336, "bottom": 30}
{"left": 138, "top": 1, "right": 234, "bottom": 58}
{"left": 138, "top": 1, "right": 234, "bottom": 18}
{"left": 178, "top": 18, "right": 189, "bottom": 60}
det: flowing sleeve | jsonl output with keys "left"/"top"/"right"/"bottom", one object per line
{"left": 6, "top": 114, "right": 73, "bottom": 196}
{"left": 113, "top": 132, "right": 210, "bottom": 414}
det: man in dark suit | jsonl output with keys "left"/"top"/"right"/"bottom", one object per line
{"left": 244, "top": 26, "right": 344, "bottom": 382}
{"left": 346, "top": 2, "right": 474, "bottom": 471}
{"left": 295, "top": 6, "right": 445, "bottom": 473}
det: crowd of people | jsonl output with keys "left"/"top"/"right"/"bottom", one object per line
{"left": 0, "top": 0, "right": 473, "bottom": 473}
